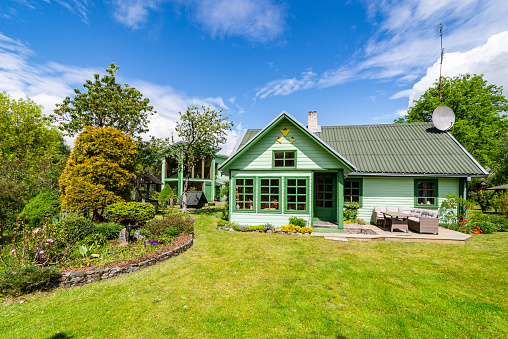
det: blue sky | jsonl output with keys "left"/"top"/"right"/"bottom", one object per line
{"left": 2, "top": 0, "right": 508, "bottom": 153}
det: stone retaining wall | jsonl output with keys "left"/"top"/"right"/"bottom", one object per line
{"left": 58, "top": 236, "right": 193, "bottom": 288}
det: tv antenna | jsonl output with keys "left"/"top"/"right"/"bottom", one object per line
{"left": 432, "top": 23, "right": 455, "bottom": 131}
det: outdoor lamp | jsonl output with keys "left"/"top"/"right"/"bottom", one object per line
{"left": 126, "top": 223, "right": 133, "bottom": 242}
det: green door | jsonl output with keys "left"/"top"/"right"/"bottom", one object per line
{"left": 314, "top": 173, "right": 337, "bottom": 221}
{"left": 204, "top": 182, "right": 212, "bottom": 202}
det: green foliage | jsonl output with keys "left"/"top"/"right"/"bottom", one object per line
{"left": 78, "top": 244, "right": 91, "bottom": 258}
{"left": 17, "top": 191, "right": 60, "bottom": 228}
{"left": 145, "top": 212, "right": 193, "bottom": 235}
{"left": 59, "top": 126, "right": 138, "bottom": 221}
{"left": 105, "top": 202, "right": 155, "bottom": 226}
{"left": 163, "top": 227, "right": 181, "bottom": 238}
{"left": 95, "top": 222, "right": 124, "bottom": 240}
{"left": 216, "top": 219, "right": 229, "bottom": 228}
{"left": 0, "top": 93, "right": 68, "bottom": 232}
{"left": 158, "top": 185, "right": 177, "bottom": 204}
{"left": 247, "top": 225, "right": 265, "bottom": 231}
{"left": 52, "top": 63, "right": 155, "bottom": 138}
{"left": 0, "top": 266, "right": 60, "bottom": 297}
{"left": 83, "top": 232, "right": 108, "bottom": 249}
{"left": 170, "top": 105, "right": 233, "bottom": 212}
{"left": 491, "top": 192, "right": 508, "bottom": 215}
{"left": 395, "top": 74, "right": 508, "bottom": 169}
{"left": 288, "top": 216, "right": 307, "bottom": 227}
{"left": 439, "top": 193, "right": 474, "bottom": 223}
{"left": 343, "top": 203, "right": 360, "bottom": 221}
{"left": 469, "top": 213, "right": 508, "bottom": 232}
{"left": 53, "top": 214, "right": 95, "bottom": 246}
{"left": 0, "top": 92, "right": 63, "bottom": 163}
{"left": 471, "top": 190, "right": 496, "bottom": 213}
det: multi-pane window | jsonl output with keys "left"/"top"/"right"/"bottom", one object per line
{"left": 344, "top": 179, "right": 362, "bottom": 205}
{"left": 273, "top": 151, "right": 295, "bottom": 168}
{"left": 286, "top": 178, "right": 307, "bottom": 212}
{"left": 235, "top": 178, "right": 254, "bottom": 210}
{"left": 415, "top": 180, "right": 438, "bottom": 206}
{"left": 316, "top": 175, "right": 334, "bottom": 208}
{"left": 260, "top": 178, "right": 280, "bottom": 210}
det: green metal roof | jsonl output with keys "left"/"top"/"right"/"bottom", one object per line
{"left": 237, "top": 122, "right": 487, "bottom": 176}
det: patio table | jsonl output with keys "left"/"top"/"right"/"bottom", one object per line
{"left": 383, "top": 212, "right": 410, "bottom": 233}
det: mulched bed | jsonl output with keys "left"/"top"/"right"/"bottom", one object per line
{"left": 60, "top": 234, "right": 192, "bottom": 273}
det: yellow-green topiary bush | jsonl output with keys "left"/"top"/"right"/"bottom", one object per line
{"left": 59, "top": 126, "right": 138, "bottom": 222}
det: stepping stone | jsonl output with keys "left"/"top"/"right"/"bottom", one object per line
{"left": 324, "top": 236, "right": 348, "bottom": 242}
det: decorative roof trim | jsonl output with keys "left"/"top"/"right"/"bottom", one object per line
{"left": 219, "top": 111, "right": 356, "bottom": 172}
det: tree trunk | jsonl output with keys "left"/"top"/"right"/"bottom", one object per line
{"left": 181, "top": 164, "right": 193, "bottom": 214}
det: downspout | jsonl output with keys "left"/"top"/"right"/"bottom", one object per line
{"left": 338, "top": 169, "right": 344, "bottom": 230}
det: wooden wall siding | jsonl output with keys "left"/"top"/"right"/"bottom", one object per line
{"left": 356, "top": 176, "right": 460, "bottom": 223}
{"left": 231, "top": 118, "right": 348, "bottom": 171}
{"left": 229, "top": 170, "right": 313, "bottom": 226}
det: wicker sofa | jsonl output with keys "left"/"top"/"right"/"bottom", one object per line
{"left": 372, "top": 207, "right": 439, "bottom": 234}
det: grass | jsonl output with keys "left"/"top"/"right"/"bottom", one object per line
{"left": 1, "top": 206, "right": 507, "bottom": 338}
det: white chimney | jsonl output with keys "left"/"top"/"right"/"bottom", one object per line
{"left": 307, "top": 111, "right": 320, "bottom": 132}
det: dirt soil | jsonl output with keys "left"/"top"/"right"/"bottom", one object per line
{"left": 61, "top": 234, "right": 192, "bottom": 273}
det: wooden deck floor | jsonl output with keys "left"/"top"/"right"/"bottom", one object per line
{"left": 312, "top": 224, "right": 472, "bottom": 244}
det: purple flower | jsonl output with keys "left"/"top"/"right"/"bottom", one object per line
{"left": 46, "top": 238, "right": 53, "bottom": 243}
{"left": 32, "top": 228, "right": 40, "bottom": 236}
{"left": 10, "top": 249, "right": 16, "bottom": 255}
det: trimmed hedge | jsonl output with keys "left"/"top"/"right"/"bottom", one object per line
{"left": 17, "top": 191, "right": 60, "bottom": 227}
{"left": 105, "top": 202, "right": 156, "bottom": 226}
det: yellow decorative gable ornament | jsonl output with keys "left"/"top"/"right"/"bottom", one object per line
{"left": 280, "top": 128, "right": 291, "bottom": 137}
{"left": 289, "top": 136, "right": 296, "bottom": 144}
{"left": 276, "top": 137, "right": 283, "bottom": 143}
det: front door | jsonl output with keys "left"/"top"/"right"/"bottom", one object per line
{"left": 314, "top": 173, "right": 337, "bottom": 221}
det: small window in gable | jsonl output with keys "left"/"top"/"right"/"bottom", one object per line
{"left": 273, "top": 151, "right": 296, "bottom": 168}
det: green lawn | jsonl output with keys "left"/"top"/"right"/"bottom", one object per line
{"left": 1, "top": 206, "right": 507, "bottom": 338}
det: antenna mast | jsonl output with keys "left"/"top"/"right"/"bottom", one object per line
{"left": 439, "top": 23, "right": 444, "bottom": 105}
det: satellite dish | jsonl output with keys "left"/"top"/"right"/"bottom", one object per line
{"left": 432, "top": 105, "right": 455, "bottom": 131}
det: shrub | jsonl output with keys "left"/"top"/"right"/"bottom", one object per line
{"left": 17, "top": 191, "right": 60, "bottom": 227}
{"left": 231, "top": 223, "right": 243, "bottom": 232}
{"left": 53, "top": 214, "right": 95, "bottom": 245}
{"left": 280, "top": 224, "right": 313, "bottom": 234}
{"left": 105, "top": 202, "right": 156, "bottom": 226}
{"left": 95, "top": 222, "right": 124, "bottom": 240}
{"left": 473, "top": 221, "right": 498, "bottom": 234}
{"left": 0, "top": 266, "right": 60, "bottom": 297}
{"left": 145, "top": 212, "right": 194, "bottom": 235}
{"left": 158, "top": 185, "right": 177, "bottom": 204}
{"left": 217, "top": 219, "right": 229, "bottom": 228}
{"left": 247, "top": 225, "right": 265, "bottom": 232}
{"left": 288, "top": 216, "right": 307, "bottom": 227}
{"left": 164, "top": 227, "right": 181, "bottom": 237}
{"left": 343, "top": 204, "right": 360, "bottom": 221}
{"left": 82, "top": 232, "right": 108, "bottom": 249}
{"left": 354, "top": 218, "right": 366, "bottom": 225}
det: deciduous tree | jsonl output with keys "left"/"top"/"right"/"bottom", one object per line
{"left": 170, "top": 105, "right": 233, "bottom": 213}
{"left": 395, "top": 74, "right": 508, "bottom": 169}
{"left": 52, "top": 63, "right": 154, "bottom": 137}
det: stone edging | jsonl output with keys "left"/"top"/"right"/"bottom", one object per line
{"left": 58, "top": 236, "right": 193, "bottom": 288}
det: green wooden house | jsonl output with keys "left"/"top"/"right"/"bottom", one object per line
{"left": 218, "top": 111, "right": 488, "bottom": 227}
{"left": 161, "top": 153, "right": 228, "bottom": 202}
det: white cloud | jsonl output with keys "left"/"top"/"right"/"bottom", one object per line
{"left": 111, "top": 0, "right": 286, "bottom": 42}
{"left": 395, "top": 31, "right": 508, "bottom": 107}
{"left": 0, "top": 32, "right": 234, "bottom": 150}
{"left": 256, "top": 71, "right": 317, "bottom": 99}
{"left": 3, "top": 0, "right": 90, "bottom": 23}
{"left": 112, "top": 0, "right": 163, "bottom": 29}
{"left": 255, "top": 0, "right": 508, "bottom": 98}
{"left": 372, "top": 108, "right": 407, "bottom": 121}
{"left": 188, "top": 0, "right": 286, "bottom": 43}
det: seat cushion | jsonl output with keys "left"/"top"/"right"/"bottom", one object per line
{"left": 386, "top": 207, "right": 398, "bottom": 212}
{"left": 374, "top": 207, "right": 387, "bottom": 213}
{"left": 408, "top": 217, "right": 419, "bottom": 222}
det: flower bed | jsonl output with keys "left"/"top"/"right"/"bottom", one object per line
{"left": 58, "top": 234, "right": 193, "bottom": 288}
